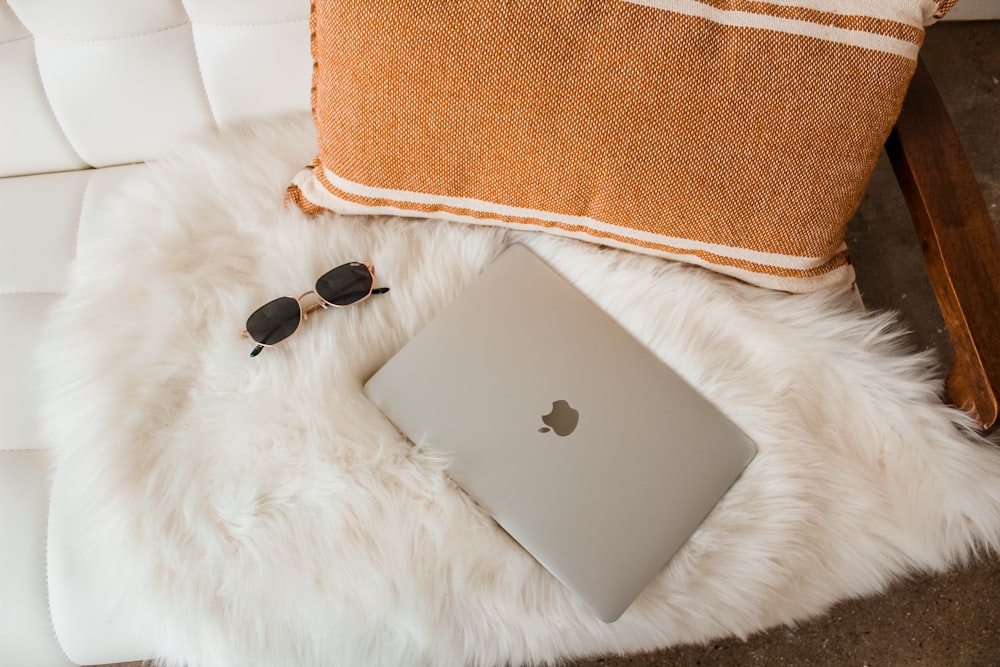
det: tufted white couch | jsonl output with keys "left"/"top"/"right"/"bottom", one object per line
{"left": 0, "top": 1, "right": 312, "bottom": 664}
{"left": 2, "top": 2, "right": 992, "bottom": 666}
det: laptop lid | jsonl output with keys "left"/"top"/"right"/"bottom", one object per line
{"left": 364, "top": 244, "right": 756, "bottom": 622}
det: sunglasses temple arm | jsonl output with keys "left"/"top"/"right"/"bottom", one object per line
{"left": 373, "top": 287, "right": 390, "bottom": 295}
{"left": 250, "top": 344, "right": 264, "bottom": 358}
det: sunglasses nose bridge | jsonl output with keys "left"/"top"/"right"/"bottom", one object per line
{"left": 298, "top": 290, "right": 327, "bottom": 317}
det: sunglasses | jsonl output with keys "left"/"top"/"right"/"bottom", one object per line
{"left": 241, "top": 262, "right": 389, "bottom": 357}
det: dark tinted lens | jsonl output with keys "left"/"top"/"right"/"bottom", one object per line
{"left": 245, "top": 296, "right": 302, "bottom": 345}
{"left": 315, "top": 262, "right": 374, "bottom": 306}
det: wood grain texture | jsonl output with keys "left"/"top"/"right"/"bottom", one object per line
{"left": 886, "top": 57, "right": 1000, "bottom": 430}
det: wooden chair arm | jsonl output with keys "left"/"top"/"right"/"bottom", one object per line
{"left": 885, "top": 57, "right": 1000, "bottom": 431}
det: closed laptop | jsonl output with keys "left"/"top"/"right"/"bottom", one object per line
{"left": 365, "top": 244, "right": 756, "bottom": 622}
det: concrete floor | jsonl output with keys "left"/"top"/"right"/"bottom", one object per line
{"left": 577, "top": 19, "right": 1000, "bottom": 667}
{"left": 97, "top": 20, "right": 1000, "bottom": 667}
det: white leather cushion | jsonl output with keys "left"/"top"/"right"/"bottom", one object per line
{"left": 0, "top": 162, "right": 157, "bottom": 665}
{"left": 0, "top": 28, "right": 88, "bottom": 176}
{"left": 32, "top": 23, "right": 218, "bottom": 169}
{"left": 0, "top": 166, "right": 137, "bottom": 454}
{"left": 2, "top": 0, "right": 311, "bottom": 177}
{"left": 0, "top": 169, "right": 85, "bottom": 295}
{"left": 48, "top": 477, "right": 153, "bottom": 665}
{"left": 192, "top": 20, "right": 314, "bottom": 125}
{"left": 0, "top": 450, "right": 73, "bottom": 667}
{"left": 0, "top": 295, "right": 60, "bottom": 454}
{"left": 0, "top": 169, "right": 86, "bottom": 454}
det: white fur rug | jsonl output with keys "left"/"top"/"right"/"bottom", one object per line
{"left": 39, "top": 115, "right": 1000, "bottom": 667}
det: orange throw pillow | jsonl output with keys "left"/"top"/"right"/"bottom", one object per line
{"left": 289, "top": 0, "right": 956, "bottom": 293}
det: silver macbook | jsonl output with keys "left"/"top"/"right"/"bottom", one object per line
{"left": 364, "top": 244, "right": 756, "bottom": 622}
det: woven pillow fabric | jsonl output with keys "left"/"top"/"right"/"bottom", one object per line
{"left": 288, "top": 0, "right": 956, "bottom": 293}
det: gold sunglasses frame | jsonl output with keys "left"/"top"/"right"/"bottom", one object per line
{"left": 240, "top": 263, "right": 388, "bottom": 357}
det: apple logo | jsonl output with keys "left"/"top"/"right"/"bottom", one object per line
{"left": 538, "top": 400, "right": 580, "bottom": 436}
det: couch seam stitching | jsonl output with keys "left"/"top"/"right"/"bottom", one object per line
{"left": 0, "top": 291, "right": 64, "bottom": 297}
{"left": 193, "top": 18, "right": 308, "bottom": 29}
{"left": 25, "top": 36, "right": 93, "bottom": 170}
{"left": 70, "top": 170, "right": 91, "bottom": 259}
{"left": 176, "top": 1, "right": 221, "bottom": 131}
{"left": 26, "top": 20, "right": 190, "bottom": 44}
{"left": 185, "top": 25, "right": 221, "bottom": 129}
{"left": 4, "top": 0, "right": 91, "bottom": 171}
{"left": 43, "top": 479, "right": 75, "bottom": 664}
{"left": 0, "top": 34, "right": 32, "bottom": 47}
{"left": 25, "top": 18, "right": 306, "bottom": 43}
